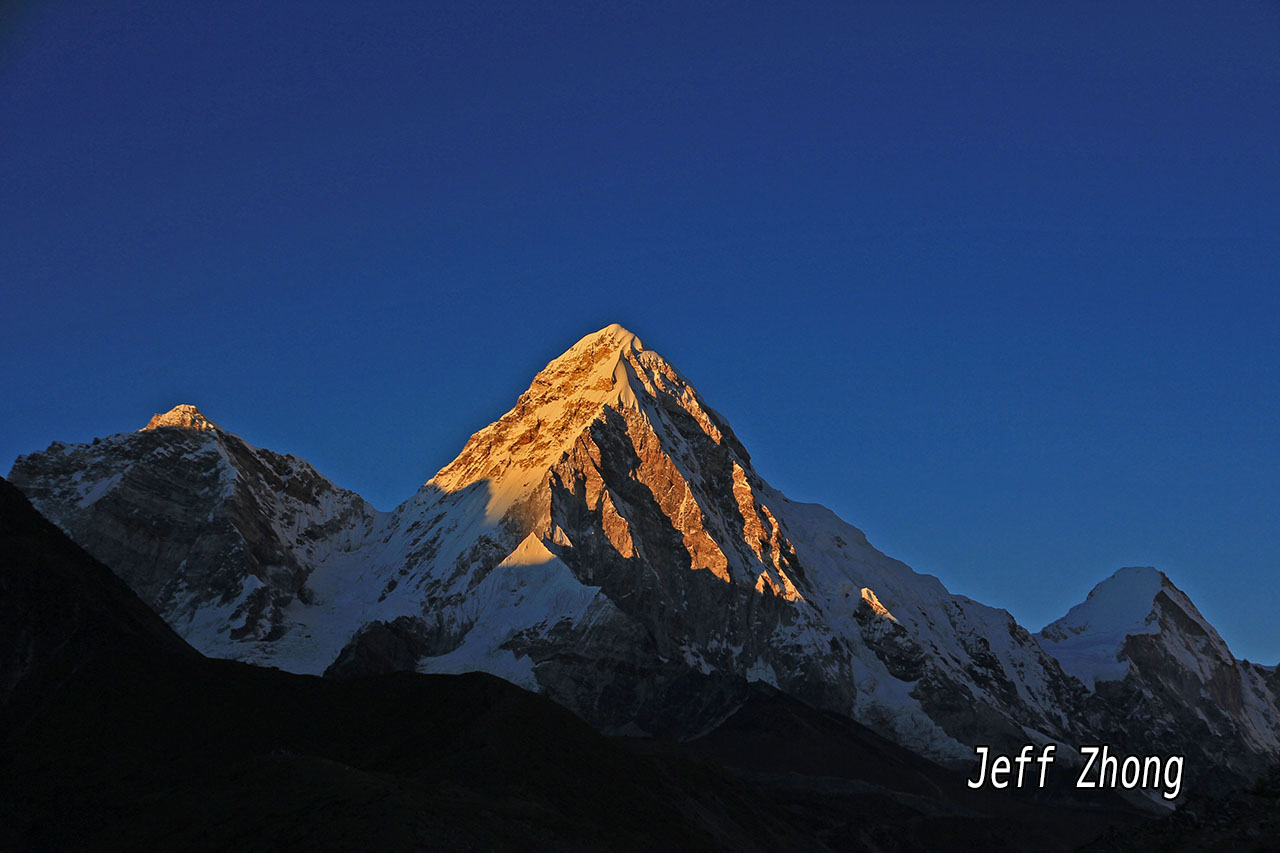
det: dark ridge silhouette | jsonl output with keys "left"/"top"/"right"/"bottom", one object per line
{"left": 0, "top": 477, "right": 1151, "bottom": 850}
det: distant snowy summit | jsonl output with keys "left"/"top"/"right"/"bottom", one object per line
{"left": 1036, "top": 566, "right": 1280, "bottom": 787}
{"left": 1038, "top": 566, "right": 1172, "bottom": 689}
{"left": 142, "top": 403, "right": 219, "bottom": 432}
{"left": 9, "top": 324, "right": 1280, "bottom": 790}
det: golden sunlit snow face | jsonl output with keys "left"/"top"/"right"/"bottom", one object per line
{"left": 142, "top": 404, "right": 219, "bottom": 432}
{"left": 426, "top": 325, "right": 700, "bottom": 524}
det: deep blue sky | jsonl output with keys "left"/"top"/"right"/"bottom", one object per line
{"left": 3, "top": 1, "right": 1277, "bottom": 661}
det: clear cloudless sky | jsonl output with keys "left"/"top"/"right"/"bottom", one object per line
{"left": 2, "top": 1, "right": 1278, "bottom": 661}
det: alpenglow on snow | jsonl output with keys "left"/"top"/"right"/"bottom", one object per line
{"left": 11, "top": 325, "right": 1280, "bottom": 786}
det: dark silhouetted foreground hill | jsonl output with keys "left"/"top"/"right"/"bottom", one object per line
{"left": 1, "top": 477, "right": 1149, "bottom": 851}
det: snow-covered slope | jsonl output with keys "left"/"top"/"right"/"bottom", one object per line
{"left": 10, "top": 325, "right": 1278, "bottom": 775}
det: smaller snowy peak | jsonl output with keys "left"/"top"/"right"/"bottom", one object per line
{"left": 1036, "top": 566, "right": 1237, "bottom": 689}
{"left": 1036, "top": 567, "right": 1280, "bottom": 767}
{"left": 1035, "top": 567, "right": 1168, "bottom": 688}
{"left": 1042, "top": 567, "right": 1167, "bottom": 636}
{"left": 142, "top": 404, "right": 219, "bottom": 432}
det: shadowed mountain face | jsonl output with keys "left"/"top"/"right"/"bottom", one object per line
{"left": 0, "top": 477, "right": 1152, "bottom": 851}
{"left": 8, "top": 324, "right": 1280, "bottom": 792}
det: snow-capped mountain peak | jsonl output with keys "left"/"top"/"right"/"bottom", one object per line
{"left": 11, "top": 325, "right": 1280, "bottom": 784}
{"left": 1036, "top": 565, "right": 1280, "bottom": 782}
{"left": 8, "top": 327, "right": 1091, "bottom": 757}
{"left": 141, "top": 403, "right": 219, "bottom": 432}
{"left": 1037, "top": 566, "right": 1234, "bottom": 689}
{"left": 425, "top": 323, "right": 744, "bottom": 517}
